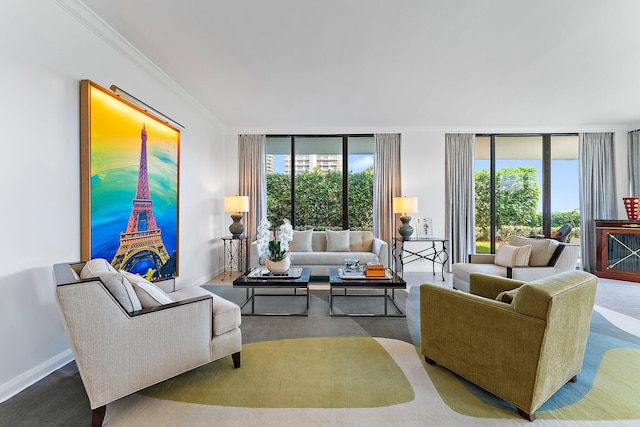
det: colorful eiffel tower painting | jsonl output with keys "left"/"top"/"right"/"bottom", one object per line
{"left": 111, "top": 125, "right": 176, "bottom": 278}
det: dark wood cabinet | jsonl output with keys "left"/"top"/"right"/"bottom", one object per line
{"left": 595, "top": 220, "right": 640, "bottom": 282}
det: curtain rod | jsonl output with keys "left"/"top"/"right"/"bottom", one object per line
{"left": 110, "top": 85, "right": 185, "bottom": 130}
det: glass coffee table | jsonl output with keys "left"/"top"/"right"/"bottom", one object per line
{"left": 233, "top": 267, "right": 312, "bottom": 316}
{"left": 328, "top": 267, "right": 406, "bottom": 317}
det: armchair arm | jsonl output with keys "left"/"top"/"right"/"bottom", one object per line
{"left": 469, "top": 273, "right": 525, "bottom": 299}
{"left": 508, "top": 266, "right": 567, "bottom": 282}
{"left": 153, "top": 277, "right": 176, "bottom": 293}
{"left": 372, "top": 238, "right": 389, "bottom": 268}
{"left": 468, "top": 254, "right": 495, "bottom": 264}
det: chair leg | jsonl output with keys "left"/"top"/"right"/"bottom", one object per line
{"left": 424, "top": 356, "right": 436, "bottom": 365}
{"left": 91, "top": 406, "right": 106, "bottom": 427}
{"left": 569, "top": 375, "right": 577, "bottom": 383}
{"left": 517, "top": 408, "right": 535, "bottom": 422}
{"left": 232, "top": 351, "right": 241, "bottom": 368}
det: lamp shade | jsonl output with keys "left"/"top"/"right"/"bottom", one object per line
{"left": 224, "top": 195, "right": 249, "bottom": 212}
{"left": 393, "top": 197, "right": 418, "bottom": 214}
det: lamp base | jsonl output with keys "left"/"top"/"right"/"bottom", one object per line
{"left": 398, "top": 214, "right": 413, "bottom": 238}
{"left": 229, "top": 212, "right": 245, "bottom": 237}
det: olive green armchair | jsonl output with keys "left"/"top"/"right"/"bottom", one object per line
{"left": 420, "top": 270, "right": 597, "bottom": 421}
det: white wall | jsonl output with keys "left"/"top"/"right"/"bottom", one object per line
{"left": 0, "top": 0, "right": 229, "bottom": 401}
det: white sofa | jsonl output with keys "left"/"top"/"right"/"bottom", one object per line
{"left": 249, "top": 230, "right": 388, "bottom": 276}
{"left": 53, "top": 259, "right": 242, "bottom": 427}
{"left": 452, "top": 236, "right": 580, "bottom": 293}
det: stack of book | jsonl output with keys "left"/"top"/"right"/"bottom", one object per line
{"left": 365, "top": 262, "right": 386, "bottom": 277}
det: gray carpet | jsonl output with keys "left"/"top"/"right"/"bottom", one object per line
{"left": 0, "top": 286, "right": 410, "bottom": 426}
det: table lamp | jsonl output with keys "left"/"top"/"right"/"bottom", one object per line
{"left": 224, "top": 195, "right": 249, "bottom": 237}
{"left": 394, "top": 196, "right": 418, "bottom": 238}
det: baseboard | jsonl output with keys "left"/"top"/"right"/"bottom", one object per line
{"left": 0, "top": 349, "right": 74, "bottom": 403}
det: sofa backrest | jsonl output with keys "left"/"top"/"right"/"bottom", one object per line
{"left": 512, "top": 270, "right": 597, "bottom": 320}
{"left": 309, "top": 230, "right": 374, "bottom": 252}
{"left": 508, "top": 236, "right": 559, "bottom": 266}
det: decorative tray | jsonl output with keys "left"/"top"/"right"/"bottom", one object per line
{"left": 247, "top": 267, "right": 303, "bottom": 279}
{"left": 337, "top": 268, "right": 393, "bottom": 280}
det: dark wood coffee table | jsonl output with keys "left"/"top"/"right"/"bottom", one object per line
{"left": 328, "top": 267, "right": 406, "bottom": 317}
{"left": 233, "top": 267, "right": 312, "bottom": 316}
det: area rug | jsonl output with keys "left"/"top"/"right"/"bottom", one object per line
{"left": 95, "top": 285, "right": 640, "bottom": 426}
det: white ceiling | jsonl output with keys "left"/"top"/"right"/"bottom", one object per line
{"left": 81, "top": 0, "right": 640, "bottom": 130}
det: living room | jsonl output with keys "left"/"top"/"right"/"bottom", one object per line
{"left": 2, "top": 0, "right": 640, "bottom": 425}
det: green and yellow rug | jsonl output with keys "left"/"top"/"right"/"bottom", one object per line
{"left": 99, "top": 287, "right": 640, "bottom": 426}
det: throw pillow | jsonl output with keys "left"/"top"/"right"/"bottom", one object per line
{"left": 508, "top": 235, "right": 559, "bottom": 266}
{"left": 494, "top": 244, "right": 532, "bottom": 267}
{"left": 495, "top": 288, "right": 519, "bottom": 304}
{"left": 326, "top": 229, "right": 351, "bottom": 252}
{"left": 98, "top": 272, "right": 142, "bottom": 313}
{"left": 80, "top": 258, "right": 118, "bottom": 279}
{"left": 289, "top": 229, "right": 314, "bottom": 252}
{"left": 120, "top": 270, "right": 172, "bottom": 308}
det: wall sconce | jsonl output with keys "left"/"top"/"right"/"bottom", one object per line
{"left": 224, "top": 196, "right": 249, "bottom": 237}
{"left": 393, "top": 197, "right": 418, "bottom": 238}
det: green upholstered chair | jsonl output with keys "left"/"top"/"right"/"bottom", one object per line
{"left": 420, "top": 270, "right": 597, "bottom": 421}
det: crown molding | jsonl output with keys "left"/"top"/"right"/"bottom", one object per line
{"left": 54, "top": 0, "right": 226, "bottom": 131}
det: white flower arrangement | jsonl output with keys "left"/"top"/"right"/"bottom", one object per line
{"left": 257, "top": 218, "right": 293, "bottom": 261}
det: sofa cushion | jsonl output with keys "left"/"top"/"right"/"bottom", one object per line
{"left": 509, "top": 236, "right": 559, "bottom": 266}
{"left": 80, "top": 258, "right": 118, "bottom": 278}
{"left": 326, "top": 230, "right": 351, "bottom": 252}
{"left": 349, "top": 231, "right": 374, "bottom": 252}
{"left": 291, "top": 251, "right": 379, "bottom": 266}
{"left": 120, "top": 270, "right": 172, "bottom": 308}
{"left": 453, "top": 262, "right": 508, "bottom": 288}
{"left": 494, "top": 244, "right": 532, "bottom": 267}
{"left": 98, "top": 272, "right": 142, "bottom": 313}
{"left": 289, "top": 229, "right": 313, "bottom": 252}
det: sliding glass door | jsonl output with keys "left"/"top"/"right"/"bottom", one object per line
{"left": 474, "top": 134, "right": 579, "bottom": 253}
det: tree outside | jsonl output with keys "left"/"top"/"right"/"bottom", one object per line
{"left": 266, "top": 166, "right": 373, "bottom": 231}
{"left": 475, "top": 166, "right": 580, "bottom": 252}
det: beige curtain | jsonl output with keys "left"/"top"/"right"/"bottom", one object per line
{"left": 373, "top": 133, "right": 401, "bottom": 263}
{"left": 579, "top": 132, "right": 617, "bottom": 273}
{"left": 238, "top": 134, "right": 266, "bottom": 241}
{"left": 629, "top": 129, "right": 640, "bottom": 197}
{"left": 445, "top": 133, "right": 476, "bottom": 269}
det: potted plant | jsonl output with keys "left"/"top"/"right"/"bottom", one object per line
{"left": 256, "top": 218, "right": 294, "bottom": 273}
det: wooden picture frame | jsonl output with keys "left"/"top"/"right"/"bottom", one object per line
{"left": 80, "top": 80, "right": 180, "bottom": 279}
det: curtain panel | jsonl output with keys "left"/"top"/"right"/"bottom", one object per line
{"left": 373, "top": 134, "right": 401, "bottom": 263}
{"left": 238, "top": 134, "right": 266, "bottom": 242}
{"left": 628, "top": 129, "right": 640, "bottom": 197}
{"left": 579, "top": 132, "right": 617, "bottom": 273}
{"left": 445, "top": 133, "right": 476, "bottom": 268}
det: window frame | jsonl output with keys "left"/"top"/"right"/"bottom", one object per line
{"left": 266, "top": 134, "right": 374, "bottom": 230}
{"left": 476, "top": 133, "right": 578, "bottom": 253}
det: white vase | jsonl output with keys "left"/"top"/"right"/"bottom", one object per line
{"left": 266, "top": 257, "right": 291, "bottom": 274}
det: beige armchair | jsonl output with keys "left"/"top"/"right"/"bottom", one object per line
{"left": 420, "top": 270, "right": 597, "bottom": 421}
{"left": 452, "top": 236, "right": 580, "bottom": 293}
{"left": 53, "top": 260, "right": 242, "bottom": 427}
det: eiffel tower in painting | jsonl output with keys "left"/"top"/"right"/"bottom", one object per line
{"left": 111, "top": 125, "right": 172, "bottom": 277}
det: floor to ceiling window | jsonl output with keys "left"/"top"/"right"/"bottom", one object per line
{"left": 474, "top": 134, "right": 579, "bottom": 253}
{"left": 265, "top": 135, "right": 375, "bottom": 231}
